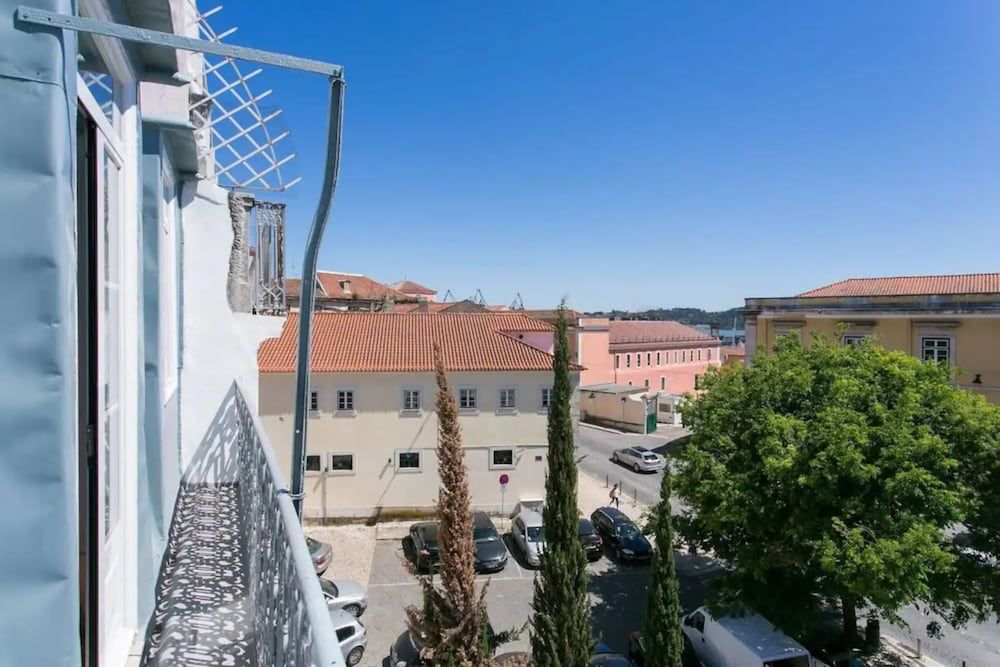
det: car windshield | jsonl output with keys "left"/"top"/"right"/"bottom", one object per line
{"left": 578, "top": 520, "right": 595, "bottom": 536}
{"left": 474, "top": 526, "right": 499, "bottom": 542}
{"left": 306, "top": 537, "right": 319, "bottom": 550}
{"left": 526, "top": 525, "right": 545, "bottom": 542}
{"left": 616, "top": 523, "right": 640, "bottom": 539}
{"left": 319, "top": 578, "right": 338, "bottom": 598}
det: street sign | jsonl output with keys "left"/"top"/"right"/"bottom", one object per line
{"left": 499, "top": 473, "right": 509, "bottom": 486}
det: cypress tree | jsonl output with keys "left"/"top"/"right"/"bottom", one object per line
{"left": 404, "top": 343, "right": 489, "bottom": 665}
{"left": 643, "top": 470, "right": 684, "bottom": 667}
{"left": 530, "top": 304, "right": 592, "bottom": 666}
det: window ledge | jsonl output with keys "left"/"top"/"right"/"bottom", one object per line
{"left": 399, "top": 409, "right": 422, "bottom": 418}
{"left": 496, "top": 408, "right": 518, "bottom": 416}
{"left": 333, "top": 410, "right": 357, "bottom": 418}
{"left": 327, "top": 469, "right": 355, "bottom": 477}
{"left": 308, "top": 410, "right": 321, "bottom": 419}
{"left": 395, "top": 467, "right": 423, "bottom": 474}
{"left": 459, "top": 408, "right": 480, "bottom": 416}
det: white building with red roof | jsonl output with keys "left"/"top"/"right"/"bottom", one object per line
{"left": 257, "top": 312, "right": 580, "bottom": 517}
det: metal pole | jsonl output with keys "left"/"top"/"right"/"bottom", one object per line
{"left": 290, "top": 76, "right": 345, "bottom": 518}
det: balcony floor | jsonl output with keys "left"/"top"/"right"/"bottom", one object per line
{"left": 142, "top": 483, "right": 253, "bottom": 666}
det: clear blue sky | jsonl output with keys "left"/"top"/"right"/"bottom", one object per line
{"left": 221, "top": 1, "right": 999, "bottom": 312}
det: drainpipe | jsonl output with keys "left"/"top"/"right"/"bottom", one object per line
{"left": 289, "top": 77, "right": 346, "bottom": 519}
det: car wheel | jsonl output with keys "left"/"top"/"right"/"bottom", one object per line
{"left": 346, "top": 645, "right": 364, "bottom": 666}
{"left": 633, "top": 462, "right": 641, "bottom": 473}
{"left": 343, "top": 603, "right": 361, "bottom": 617}
{"left": 612, "top": 453, "right": 619, "bottom": 463}
{"left": 617, "top": 547, "right": 624, "bottom": 561}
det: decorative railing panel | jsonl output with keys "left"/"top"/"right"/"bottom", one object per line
{"left": 143, "top": 382, "right": 343, "bottom": 666}
{"left": 234, "top": 382, "right": 345, "bottom": 667}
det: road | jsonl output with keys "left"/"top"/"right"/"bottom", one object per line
{"left": 575, "top": 423, "right": 1000, "bottom": 667}
{"left": 577, "top": 422, "right": 691, "bottom": 507}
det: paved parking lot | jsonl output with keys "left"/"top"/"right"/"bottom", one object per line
{"left": 359, "top": 531, "right": 722, "bottom": 666}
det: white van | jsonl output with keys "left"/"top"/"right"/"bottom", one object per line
{"left": 681, "top": 606, "right": 815, "bottom": 667}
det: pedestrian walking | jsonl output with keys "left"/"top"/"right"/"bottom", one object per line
{"left": 609, "top": 483, "right": 621, "bottom": 509}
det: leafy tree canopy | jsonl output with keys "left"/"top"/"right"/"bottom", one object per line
{"left": 676, "top": 334, "right": 1000, "bottom": 639}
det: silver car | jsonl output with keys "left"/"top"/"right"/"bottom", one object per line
{"left": 612, "top": 445, "right": 664, "bottom": 473}
{"left": 330, "top": 608, "right": 367, "bottom": 666}
{"left": 307, "top": 536, "right": 333, "bottom": 575}
{"left": 510, "top": 508, "right": 546, "bottom": 567}
{"left": 320, "top": 577, "right": 368, "bottom": 617}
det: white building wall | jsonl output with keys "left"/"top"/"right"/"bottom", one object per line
{"left": 179, "top": 179, "right": 283, "bottom": 483}
{"left": 259, "top": 370, "right": 579, "bottom": 517}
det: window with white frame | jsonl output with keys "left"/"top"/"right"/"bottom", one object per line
{"left": 697, "top": 349, "right": 702, "bottom": 361}
{"left": 646, "top": 352, "right": 651, "bottom": 366}
{"left": 626, "top": 354, "right": 631, "bottom": 368}
{"left": 541, "top": 387, "right": 553, "bottom": 410}
{"left": 396, "top": 450, "right": 422, "bottom": 471}
{"left": 337, "top": 390, "right": 354, "bottom": 412}
{"left": 305, "top": 454, "right": 322, "bottom": 474}
{"left": 330, "top": 453, "right": 355, "bottom": 474}
{"left": 660, "top": 377, "right": 666, "bottom": 390}
{"left": 695, "top": 374, "right": 703, "bottom": 390}
{"left": 636, "top": 353, "right": 642, "bottom": 368}
{"left": 490, "top": 447, "right": 515, "bottom": 469}
{"left": 656, "top": 351, "right": 661, "bottom": 365}
{"left": 309, "top": 390, "right": 319, "bottom": 412}
{"left": 614, "top": 354, "right": 620, "bottom": 369}
{"left": 402, "top": 388, "right": 421, "bottom": 412}
{"left": 499, "top": 388, "right": 517, "bottom": 411}
{"left": 459, "top": 388, "right": 478, "bottom": 410}
{"left": 921, "top": 337, "right": 951, "bottom": 364}
{"left": 708, "top": 349, "right": 713, "bottom": 361}
{"left": 842, "top": 334, "right": 867, "bottom": 347}
{"left": 682, "top": 350, "right": 687, "bottom": 362}
{"left": 644, "top": 379, "right": 649, "bottom": 388}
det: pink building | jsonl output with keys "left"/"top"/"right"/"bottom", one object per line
{"left": 595, "top": 320, "right": 722, "bottom": 394}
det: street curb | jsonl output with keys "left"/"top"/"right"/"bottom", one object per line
{"left": 579, "top": 422, "right": 643, "bottom": 436}
{"left": 879, "top": 633, "right": 949, "bottom": 667}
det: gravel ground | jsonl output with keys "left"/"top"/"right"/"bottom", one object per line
{"left": 304, "top": 523, "right": 377, "bottom": 587}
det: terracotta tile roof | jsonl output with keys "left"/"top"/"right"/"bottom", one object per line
{"left": 798, "top": 273, "right": 1000, "bottom": 298}
{"left": 392, "top": 279, "right": 436, "bottom": 295}
{"left": 285, "top": 272, "right": 410, "bottom": 301}
{"left": 392, "top": 300, "right": 486, "bottom": 313}
{"left": 609, "top": 320, "right": 717, "bottom": 345}
{"left": 258, "top": 312, "right": 580, "bottom": 373}
{"left": 722, "top": 346, "right": 747, "bottom": 357}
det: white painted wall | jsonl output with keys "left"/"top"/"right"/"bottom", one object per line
{"left": 179, "top": 179, "right": 283, "bottom": 481}
{"left": 259, "top": 370, "right": 578, "bottom": 517}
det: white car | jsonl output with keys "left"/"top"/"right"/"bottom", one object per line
{"left": 612, "top": 446, "right": 664, "bottom": 473}
{"left": 330, "top": 608, "right": 368, "bottom": 666}
{"left": 510, "top": 508, "right": 546, "bottom": 567}
{"left": 319, "top": 577, "right": 368, "bottom": 617}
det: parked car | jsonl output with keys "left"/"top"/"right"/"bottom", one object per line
{"left": 591, "top": 507, "right": 653, "bottom": 562}
{"left": 681, "top": 605, "right": 813, "bottom": 667}
{"left": 612, "top": 445, "right": 665, "bottom": 473}
{"left": 510, "top": 507, "right": 546, "bottom": 567}
{"left": 391, "top": 618, "right": 498, "bottom": 666}
{"left": 591, "top": 642, "right": 633, "bottom": 666}
{"left": 578, "top": 518, "right": 603, "bottom": 561}
{"left": 409, "top": 521, "right": 440, "bottom": 572}
{"left": 494, "top": 652, "right": 532, "bottom": 665}
{"left": 306, "top": 536, "right": 333, "bottom": 575}
{"left": 330, "top": 608, "right": 367, "bottom": 666}
{"left": 472, "top": 511, "right": 509, "bottom": 572}
{"left": 319, "top": 576, "right": 368, "bottom": 617}
{"left": 628, "top": 630, "right": 703, "bottom": 666}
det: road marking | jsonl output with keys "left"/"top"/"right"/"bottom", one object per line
{"left": 368, "top": 566, "right": 648, "bottom": 588}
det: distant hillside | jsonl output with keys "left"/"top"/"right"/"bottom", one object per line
{"left": 586, "top": 307, "right": 744, "bottom": 329}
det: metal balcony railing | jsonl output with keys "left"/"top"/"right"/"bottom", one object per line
{"left": 143, "top": 382, "right": 344, "bottom": 666}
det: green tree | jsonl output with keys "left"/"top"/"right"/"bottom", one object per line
{"left": 531, "top": 304, "right": 593, "bottom": 665}
{"left": 643, "top": 471, "right": 684, "bottom": 667}
{"left": 405, "top": 344, "right": 489, "bottom": 665}
{"left": 676, "top": 334, "right": 1000, "bottom": 642}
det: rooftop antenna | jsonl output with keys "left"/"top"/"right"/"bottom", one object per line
{"left": 471, "top": 289, "right": 486, "bottom": 306}
{"left": 442, "top": 289, "right": 455, "bottom": 302}
{"left": 510, "top": 292, "right": 525, "bottom": 310}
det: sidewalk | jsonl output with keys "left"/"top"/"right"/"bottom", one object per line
{"left": 578, "top": 469, "right": 649, "bottom": 521}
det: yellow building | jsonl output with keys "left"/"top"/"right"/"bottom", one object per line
{"left": 744, "top": 273, "right": 1000, "bottom": 405}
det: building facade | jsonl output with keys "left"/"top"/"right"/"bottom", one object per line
{"left": 258, "top": 312, "right": 579, "bottom": 517}
{"left": 607, "top": 320, "right": 722, "bottom": 394}
{"left": 744, "top": 274, "right": 1000, "bottom": 405}
{"left": 0, "top": 2, "right": 343, "bottom": 666}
